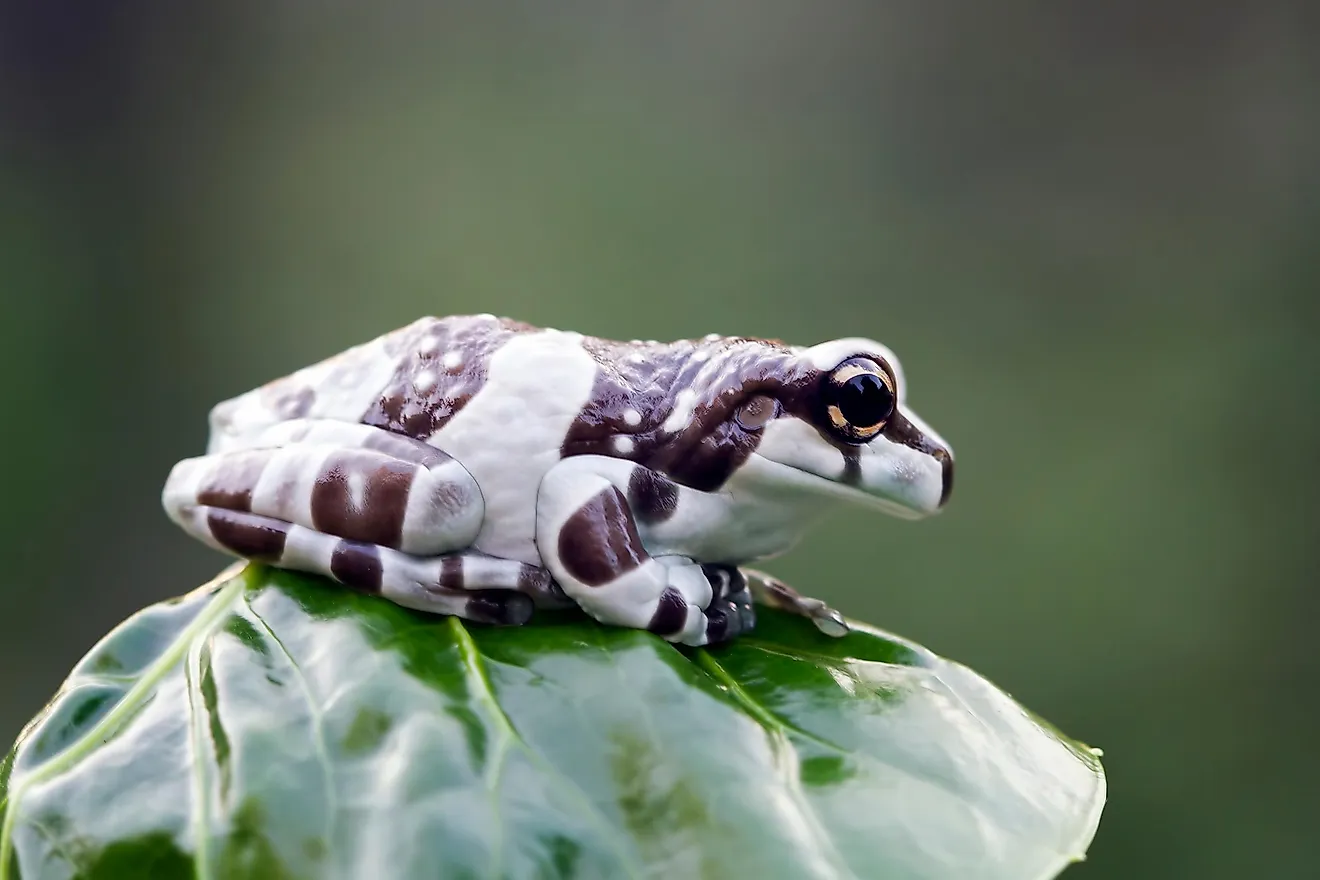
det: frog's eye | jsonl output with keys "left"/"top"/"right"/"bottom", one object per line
{"left": 735, "top": 394, "right": 779, "bottom": 431}
{"left": 821, "top": 358, "right": 895, "bottom": 443}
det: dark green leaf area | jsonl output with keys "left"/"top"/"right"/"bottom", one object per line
{"left": 2, "top": 566, "right": 1104, "bottom": 880}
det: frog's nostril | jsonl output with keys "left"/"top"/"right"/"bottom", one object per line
{"left": 934, "top": 448, "right": 954, "bottom": 508}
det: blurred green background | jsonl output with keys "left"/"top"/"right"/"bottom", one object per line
{"left": 1, "top": 2, "right": 1315, "bottom": 877}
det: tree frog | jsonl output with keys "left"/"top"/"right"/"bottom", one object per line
{"left": 163, "top": 315, "right": 953, "bottom": 646}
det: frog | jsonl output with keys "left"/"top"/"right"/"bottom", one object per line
{"left": 162, "top": 314, "right": 953, "bottom": 646}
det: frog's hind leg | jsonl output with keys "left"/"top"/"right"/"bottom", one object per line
{"left": 162, "top": 419, "right": 562, "bottom": 624}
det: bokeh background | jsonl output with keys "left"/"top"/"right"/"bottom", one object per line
{"left": 1, "top": 2, "right": 1315, "bottom": 877}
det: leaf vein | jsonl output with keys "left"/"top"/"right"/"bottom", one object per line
{"left": 0, "top": 568, "right": 246, "bottom": 880}
{"left": 446, "top": 618, "right": 645, "bottom": 880}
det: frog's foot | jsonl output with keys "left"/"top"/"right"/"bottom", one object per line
{"left": 700, "top": 564, "right": 757, "bottom": 640}
{"left": 742, "top": 568, "right": 850, "bottom": 638}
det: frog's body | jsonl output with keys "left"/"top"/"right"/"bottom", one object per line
{"left": 164, "top": 315, "right": 952, "bottom": 646}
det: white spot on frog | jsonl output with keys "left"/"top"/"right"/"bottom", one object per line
{"left": 662, "top": 389, "right": 698, "bottom": 433}
{"left": 691, "top": 350, "right": 710, "bottom": 363}
{"left": 414, "top": 370, "right": 438, "bottom": 393}
{"left": 417, "top": 336, "right": 440, "bottom": 357}
{"left": 346, "top": 468, "right": 368, "bottom": 511}
{"left": 622, "top": 408, "right": 642, "bottom": 427}
{"left": 442, "top": 351, "right": 464, "bottom": 371}
{"left": 613, "top": 435, "right": 635, "bottom": 454}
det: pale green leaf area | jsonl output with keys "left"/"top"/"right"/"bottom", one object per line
{"left": 1, "top": 565, "right": 1104, "bottom": 880}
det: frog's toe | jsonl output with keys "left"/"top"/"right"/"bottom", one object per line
{"left": 699, "top": 596, "right": 755, "bottom": 646}
{"left": 461, "top": 590, "right": 536, "bottom": 627}
{"left": 811, "top": 607, "right": 850, "bottom": 638}
{"left": 700, "top": 563, "right": 745, "bottom": 602}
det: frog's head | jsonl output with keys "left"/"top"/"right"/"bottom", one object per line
{"left": 717, "top": 337, "right": 953, "bottom": 521}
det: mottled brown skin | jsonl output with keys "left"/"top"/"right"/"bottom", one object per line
{"left": 562, "top": 334, "right": 902, "bottom": 493}
{"left": 364, "top": 318, "right": 536, "bottom": 438}
{"left": 243, "top": 317, "right": 903, "bottom": 500}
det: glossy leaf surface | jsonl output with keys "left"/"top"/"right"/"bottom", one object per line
{"left": 1, "top": 565, "right": 1104, "bottom": 879}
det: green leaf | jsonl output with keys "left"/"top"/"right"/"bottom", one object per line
{"left": 1, "top": 564, "right": 1104, "bottom": 880}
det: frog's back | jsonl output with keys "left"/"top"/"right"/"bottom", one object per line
{"left": 207, "top": 315, "right": 538, "bottom": 453}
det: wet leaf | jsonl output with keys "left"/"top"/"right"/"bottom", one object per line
{"left": 1, "top": 565, "right": 1104, "bottom": 879}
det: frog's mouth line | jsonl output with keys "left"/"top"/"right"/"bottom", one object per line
{"left": 744, "top": 452, "right": 932, "bottom": 521}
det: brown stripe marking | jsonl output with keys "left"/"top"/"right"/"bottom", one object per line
{"left": 330, "top": 540, "right": 384, "bottom": 593}
{"left": 627, "top": 466, "right": 679, "bottom": 525}
{"left": 647, "top": 587, "right": 688, "bottom": 637}
{"left": 882, "top": 411, "right": 943, "bottom": 457}
{"left": 558, "top": 486, "right": 646, "bottom": 587}
{"left": 310, "top": 451, "right": 415, "bottom": 548}
{"left": 206, "top": 508, "right": 288, "bottom": 561}
{"left": 439, "top": 556, "right": 465, "bottom": 590}
{"left": 935, "top": 448, "right": 954, "bottom": 507}
{"left": 197, "top": 449, "right": 271, "bottom": 513}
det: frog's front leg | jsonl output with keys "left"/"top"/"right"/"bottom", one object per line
{"left": 536, "top": 456, "right": 754, "bottom": 647}
{"left": 742, "top": 569, "right": 848, "bottom": 637}
{"left": 163, "top": 419, "right": 564, "bottom": 624}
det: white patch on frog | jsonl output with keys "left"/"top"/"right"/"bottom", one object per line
{"left": 703, "top": 333, "right": 721, "bottom": 342}
{"left": 690, "top": 349, "right": 710, "bottom": 363}
{"left": 399, "top": 459, "right": 484, "bottom": 556}
{"left": 251, "top": 443, "right": 339, "bottom": 525}
{"left": 662, "top": 388, "right": 698, "bottom": 433}
{"left": 160, "top": 457, "right": 207, "bottom": 527}
{"left": 345, "top": 468, "right": 369, "bottom": 511}
{"left": 857, "top": 434, "right": 944, "bottom": 515}
{"left": 802, "top": 338, "right": 906, "bottom": 399}
{"left": 752, "top": 418, "right": 849, "bottom": 484}
{"left": 306, "top": 335, "right": 401, "bottom": 422}
{"left": 279, "top": 520, "right": 337, "bottom": 573}
{"left": 613, "top": 435, "right": 635, "bottom": 455}
{"left": 622, "top": 408, "right": 642, "bottom": 427}
{"left": 433, "top": 330, "right": 598, "bottom": 563}
{"left": 211, "top": 335, "right": 403, "bottom": 455}
{"left": 626, "top": 352, "right": 646, "bottom": 364}
{"left": 442, "top": 351, "right": 464, "bottom": 371}
{"left": 417, "top": 336, "right": 440, "bottom": 357}
{"left": 751, "top": 418, "right": 938, "bottom": 518}
{"left": 413, "top": 370, "right": 438, "bottom": 393}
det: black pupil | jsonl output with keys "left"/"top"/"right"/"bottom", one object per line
{"left": 838, "top": 373, "right": 893, "bottom": 427}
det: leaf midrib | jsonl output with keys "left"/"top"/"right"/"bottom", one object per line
{"left": 0, "top": 569, "right": 247, "bottom": 880}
